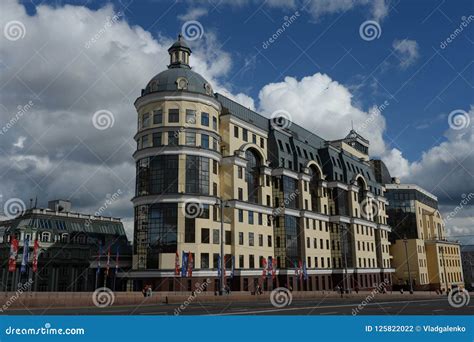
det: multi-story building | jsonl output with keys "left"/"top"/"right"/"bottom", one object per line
{"left": 461, "top": 245, "right": 474, "bottom": 290}
{"left": 0, "top": 200, "right": 131, "bottom": 292}
{"left": 127, "top": 35, "right": 394, "bottom": 292}
{"left": 385, "top": 182, "right": 464, "bottom": 291}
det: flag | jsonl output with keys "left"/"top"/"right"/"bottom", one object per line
{"left": 217, "top": 255, "right": 221, "bottom": 278}
{"left": 181, "top": 251, "right": 188, "bottom": 277}
{"left": 32, "top": 239, "right": 39, "bottom": 273}
{"left": 272, "top": 257, "right": 277, "bottom": 280}
{"left": 230, "top": 256, "right": 235, "bottom": 279}
{"left": 298, "top": 260, "right": 303, "bottom": 280}
{"left": 96, "top": 243, "right": 102, "bottom": 275}
{"left": 8, "top": 237, "right": 19, "bottom": 272}
{"left": 20, "top": 238, "right": 29, "bottom": 273}
{"left": 267, "top": 257, "right": 273, "bottom": 279}
{"left": 303, "top": 260, "right": 308, "bottom": 281}
{"left": 106, "top": 247, "right": 111, "bottom": 276}
{"left": 115, "top": 247, "right": 120, "bottom": 272}
{"left": 187, "top": 252, "right": 193, "bottom": 277}
{"left": 174, "top": 251, "right": 180, "bottom": 276}
{"left": 261, "top": 257, "right": 267, "bottom": 278}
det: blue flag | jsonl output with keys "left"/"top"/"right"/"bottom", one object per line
{"left": 20, "top": 238, "right": 29, "bottom": 273}
{"left": 303, "top": 261, "right": 308, "bottom": 280}
{"left": 217, "top": 255, "right": 221, "bottom": 278}
{"left": 181, "top": 251, "right": 188, "bottom": 277}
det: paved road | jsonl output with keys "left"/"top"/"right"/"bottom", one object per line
{"left": 2, "top": 296, "right": 472, "bottom": 315}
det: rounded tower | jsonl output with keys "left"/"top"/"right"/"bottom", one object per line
{"left": 132, "top": 35, "right": 221, "bottom": 277}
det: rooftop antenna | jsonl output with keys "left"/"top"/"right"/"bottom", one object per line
{"left": 34, "top": 196, "right": 37, "bottom": 209}
{"left": 351, "top": 120, "right": 354, "bottom": 131}
{"left": 29, "top": 198, "right": 33, "bottom": 209}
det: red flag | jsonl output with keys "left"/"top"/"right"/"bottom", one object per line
{"left": 8, "top": 237, "right": 19, "bottom": 272}
{"left": 187, "top": 252, "right": 193, "bottom": 277}
{"left": 32, "top": 239, "right": 39, "bottom": 273}
{"left": 175, "top": 251, "right": 180, "bottom": 275}
{"left": 272, "top": 258, "right": 277, "bottom": 280}
{"left": 261, "top": 257, "right": 267, "bottom": 278}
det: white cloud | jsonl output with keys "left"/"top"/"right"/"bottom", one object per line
{"left": 392, "top": 39, "right": 419, "bottom": 68}
{"left": 304, "top": 0, "right": 389, "bottom": 21}
{"left": 177, "top": 7, "right": 208, "bottom": 22}
{"left": 0, "top": 0, "right": 250, "bottom": 220}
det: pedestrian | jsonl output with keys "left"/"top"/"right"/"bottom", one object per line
{"left": 355, "top": 286, "right": 359, "bottom": 294}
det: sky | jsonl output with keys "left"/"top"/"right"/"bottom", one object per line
{"left": 0, "top": 0, "right": 473, "bottom": 244}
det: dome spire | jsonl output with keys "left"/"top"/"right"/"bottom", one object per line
{"left": 168, "top": 33, "right": 192, "bottom": 69}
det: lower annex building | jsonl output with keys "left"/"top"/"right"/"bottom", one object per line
{"left": 125, "top": 35, "right": 395, "bottom": 293}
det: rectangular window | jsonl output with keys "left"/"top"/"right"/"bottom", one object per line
{"left": 201, "top": 112, "right": 209, "bottom": 126}
{"left": 213, "top": 160, "right": 218, "bottom": 174}
{"left": 201, "top": 134, "right": 209, "bottom": 149}
{"left": 201, "top": 253, "right": 209, "bottom": 268}
{"left": 249, "top": 232, "right": 254, "bottom": 246}
{"left": 185, "top": 132, "right": 196, "bottom": 146}
{"left": 168, "top": 109, "right": 179, "bottom": 123}
{"left": 212, "top": 137, "right": 218, "bottom": 151}
{"left": 248, "top": 211, "right": 254, "bottom": 225}
{"left": 225, "top": 231, "right": 231, "bottom": 245}
{"left": 213, "top": 229, "right": 219, "bottom": 244}
{"left": 239, "top": 232, "right": 244, "bottom": 245}
{"left": 153, "top": 109, "right": 162, "bottom": 124}
{"left": 234, "top": 125, "right": 239, "bottom": 138}
{"left": 185, "top": 217, "right": 195, "bottom": 243}
{"left": 249, "top": 255, "right": 255, "bottom": 269}
{"left": 142, "top": 113, "right": 150, "bottom": 128}
{"left": 239, "top": 255, "right": 244, "bottom": 268}
{"left": 201, "top": 228, "right": 210, "bottom": 243}
{"left": 213, "top": 182, "right": 217, "bottom": 196}
{"left": 258, "top": 213, "right": 263, "bottom": 225}
{"left": 260, "top": 137, "right": 265, "bottom": 148}
{"left": 142, "top": 135, "right": 149, "bottom": 148}
{"left": 238, "top": 209, "right": 244, "bottom": 222}
{"left": 186, "top": 109, "right": 196, "bottom": 124}
{"left": 238, "top": 166, "right": 243, "bottom": 179}
{"left": 213, "top": 116, "right": 217, "bottom": 130}
{"left": 268, "top": 235, "right": 272, "bottom": 247}
{"left": 259, "top": 234, "right": 263, "bottom": 246}
{"left": 238, "top": 188, "right": 243, "bottom": 200}
{"left": 252, "top": 134, "right": 257, "bottom": 144}
{"left": 152, "top": 132, "right": 162, "bottom": 146}
{"left": 243, "top": 128, "right": 248, "bottom": 141}
{"left": 168, "top": 132, "right": 178, "bottom": 146}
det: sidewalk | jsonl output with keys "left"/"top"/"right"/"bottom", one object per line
{"left": 0, "top": 290, "right": 448, "bottom": 309}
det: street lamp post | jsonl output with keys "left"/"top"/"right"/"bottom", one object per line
{"left": 403, "top": 235, "right": 414, "bottom": 294}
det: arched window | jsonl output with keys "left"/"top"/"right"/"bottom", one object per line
{"left": 40, "top": 232, "right": 51, "bottom": 242}
{"left": 245, "top": 149, "right": 261, "bottom": 204}
{"left": 309, "top": 165, "right": 322, "bottom": 212}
